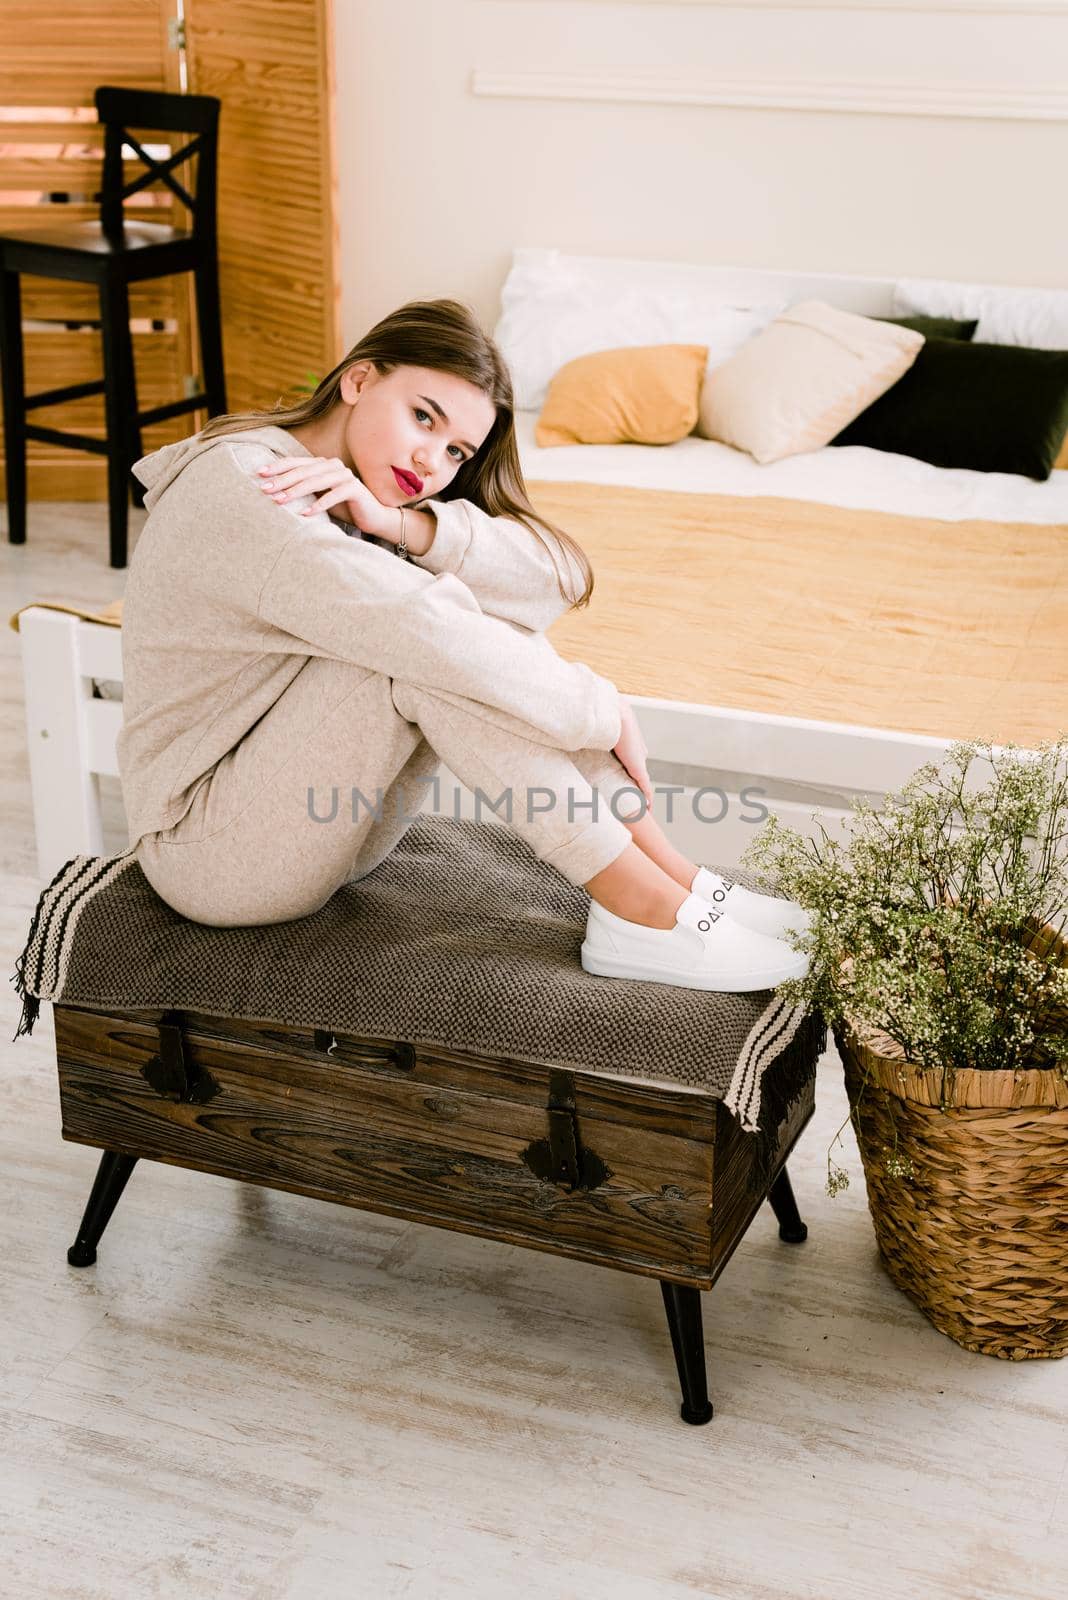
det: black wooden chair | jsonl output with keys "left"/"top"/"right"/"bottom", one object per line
{"left": 0, "top": 86, "right": 226, "bottom": 569}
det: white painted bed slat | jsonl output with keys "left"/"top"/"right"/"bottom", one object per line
{"left": 86, "top": 700, "right": 123, "bottom": 780}
{"left": 76, "top": 623, "right": 123, "bottom": 680}
{"left": 630, "top": 696, "right": 957, "bottom": 794}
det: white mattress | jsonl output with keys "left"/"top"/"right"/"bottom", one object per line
{"left": 514, "top": 411, "right": 1068, "bottom": 526}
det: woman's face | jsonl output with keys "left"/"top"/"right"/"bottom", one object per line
{"left": 339, "top": 361, "right": 497, "bottom": 505}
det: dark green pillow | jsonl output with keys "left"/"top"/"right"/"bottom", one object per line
{"left": 832, "top": 336, "right": 1068, "bottom": 480}
{"left": 880, "top": 314, "right": 978, "bottom": 341}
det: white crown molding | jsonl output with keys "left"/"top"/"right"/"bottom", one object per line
{"left": 470, "top": 69, "right": 1068, "bottom": 120}
{"left": 473, "top": 2, "right": 1068, "bottom": 13}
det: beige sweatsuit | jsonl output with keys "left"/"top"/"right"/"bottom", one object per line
{"left": 118, "top": 424, "right": 639, "bottom": 927}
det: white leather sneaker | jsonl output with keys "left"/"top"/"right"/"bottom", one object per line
{"left": 692, "top": 865, "right": 813, "bottom": 943}
{"left": 581, "top": 891, "right": 811, "bottom": 993}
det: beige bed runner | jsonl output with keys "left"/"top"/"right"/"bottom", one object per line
{"left": 531, "top": 480, "right": 1068, "bottom": 748}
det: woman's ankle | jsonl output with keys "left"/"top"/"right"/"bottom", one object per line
{"left": 619, "top": 809, "right": 698, "bottom": 894}
{"left": 583, "top": 844, "right": 690, "bottom": 929}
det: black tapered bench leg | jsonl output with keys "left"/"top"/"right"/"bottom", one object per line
{"left": 767, "top": 1164, "right": 808, "bottom": 1243}
{"left": 660, "top": 1280, "right": 714, "bottom": 1425}
{"left": 67, "top": 1149, "right": 139, "bottom": 1267}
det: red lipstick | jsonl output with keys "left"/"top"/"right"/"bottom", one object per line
{"left": 392, "top": 467, "right": 422, "bottom": 494}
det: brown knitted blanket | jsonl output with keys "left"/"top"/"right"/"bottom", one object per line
{"left": 12, "top": 816, "right": 825, "bottom": 1138}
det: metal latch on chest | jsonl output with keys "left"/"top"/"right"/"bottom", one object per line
{"left": 522, "top": 1069, "right": 610, "bottom": 1193}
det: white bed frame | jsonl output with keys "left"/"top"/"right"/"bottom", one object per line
{"left": 18, "top": 604, "right": 984, "bottom": 888}
{"left": 20, "top": 609, "right": 127, "bottom": 883}
{"left": 17, "top": 258, "right": 1046, "bottom": 886}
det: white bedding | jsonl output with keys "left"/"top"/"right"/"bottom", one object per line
{"left": 514, "top": 410, "right": 1068, "bottom": 526}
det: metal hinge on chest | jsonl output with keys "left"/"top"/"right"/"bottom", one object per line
{"left": 521, "top": 1069, "right": 609, "bottom": 1193}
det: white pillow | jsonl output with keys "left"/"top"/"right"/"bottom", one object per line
{"left": 893, "top": 276, "right": 1068, "bottom": 351}
{"left": 494, "top": 247, "right": 785, "bottom": 411}
{"left": 696, "top": 300, "right": 924, "bottom": 464}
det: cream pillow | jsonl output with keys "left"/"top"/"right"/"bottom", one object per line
{"left": 696, "top": 300, "right": 924, "bottom": 463}
{"left": 535, "top": 343, "right": 709, "bottom": 447}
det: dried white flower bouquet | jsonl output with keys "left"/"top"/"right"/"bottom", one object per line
{"left": 739, "top": 735, "right": 1068, "bottom": 1190}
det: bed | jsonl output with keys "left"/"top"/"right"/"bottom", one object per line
{"left": 523, "top": 411, "right": 1068, "bottom": 745}
{"left": 521, "top": 430, "right": 1066, "bottom": 869}
{"left": 14, "top": 256, "right": 1068, "bottom": 887}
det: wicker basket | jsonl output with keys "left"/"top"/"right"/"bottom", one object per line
{"left": 833, "top": 917, "right": 1068, "bottom": 1361}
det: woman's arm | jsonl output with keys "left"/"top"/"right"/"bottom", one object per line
{"left": 252, "top": 493, "right": 621, "bottom": 755}
{"left": 257, "top": 456, "right": 581, "bottom": 634}
{"left": 396, "top": 498, "right": 583, "bottom": 635}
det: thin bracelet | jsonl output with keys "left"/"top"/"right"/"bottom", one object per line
{"left": 397, "top": 506, "right": 409, "bottom": 561}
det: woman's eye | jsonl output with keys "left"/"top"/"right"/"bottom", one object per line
{"left": 414, "top": 407, "right": 466, "bottom": 462}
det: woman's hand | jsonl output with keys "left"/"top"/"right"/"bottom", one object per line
{"left": 257, "top": 456, "right": 393, "bottom": 537}
{"left": 613, "top": 699, "right": 655, "bottom": 812}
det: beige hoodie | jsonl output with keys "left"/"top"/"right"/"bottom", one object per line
{"left": 116, "top": 424, "right": 622, "bottom": 849}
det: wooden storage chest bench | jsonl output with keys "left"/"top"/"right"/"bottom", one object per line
{"left": 53, "top": 1000, "right": 817, "bottom": 1426}
{"left": 17, "top": 820, "right": 825, "bottom": 1425}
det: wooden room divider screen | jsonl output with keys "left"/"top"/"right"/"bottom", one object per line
{"left": 182, "top": 0, "right": 341, "bottom": 413}
{"left": 0, "top": 0, "right": 340, "bottom": 500}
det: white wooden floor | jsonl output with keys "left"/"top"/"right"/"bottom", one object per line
{"left": 2, "top": 504, "right": 1066, "bottom": 1600}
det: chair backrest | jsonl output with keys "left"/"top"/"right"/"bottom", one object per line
{"left": 94, "top": 86, "right": 221, "bottom": 242}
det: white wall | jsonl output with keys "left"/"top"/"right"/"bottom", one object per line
{"left": 333, "top": 0, "right": 1068, "bottom": 348}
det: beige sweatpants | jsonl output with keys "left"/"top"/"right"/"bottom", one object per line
{"left": 134, "top": 650, "right": 640, "bottom": 928}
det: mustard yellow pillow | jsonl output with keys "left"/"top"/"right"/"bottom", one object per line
{"left": 534, "top": 344, "right": 709, "bottom": 447}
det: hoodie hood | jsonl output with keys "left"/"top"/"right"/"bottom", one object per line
{"left": 132, "top": 424, "right": 311, "bottom": 512}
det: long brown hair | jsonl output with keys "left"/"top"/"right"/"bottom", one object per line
{"left": 199, "top": 298, "right": 595, "bottom": 610}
